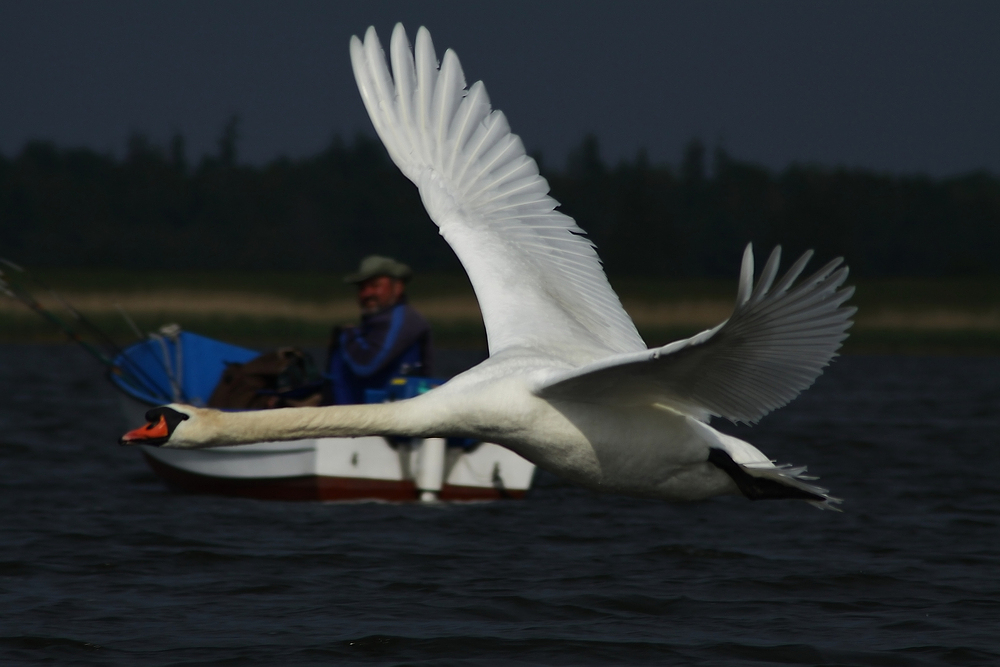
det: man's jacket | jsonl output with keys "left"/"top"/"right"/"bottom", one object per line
{"left": 326, "top": 298, "right": 432, "bottom": 404}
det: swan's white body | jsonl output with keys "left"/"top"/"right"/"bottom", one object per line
{"left": 129, "top": 25, "right": 855, "bottom": 509}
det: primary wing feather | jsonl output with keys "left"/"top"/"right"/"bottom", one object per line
{"left": 535, "top": 245, "right": 856, "bottom": 424}
{"left": 350, "top": 25, "right": 645, "bottom": 362}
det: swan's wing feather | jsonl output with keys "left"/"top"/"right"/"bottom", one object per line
{"left": 534, "top": 245, "right": 855, "bottom": 423}
{"left": 350, "top": 25, "right": 646, "bottom": 361}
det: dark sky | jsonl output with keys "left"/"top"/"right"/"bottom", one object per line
{"left": 2, "top": 1, "right": 997, "bottom": 176}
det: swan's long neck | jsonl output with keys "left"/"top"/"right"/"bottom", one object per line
{"left": 173, "top": 398, "right": 447, "bottom": 449}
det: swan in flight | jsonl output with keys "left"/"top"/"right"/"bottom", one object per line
{"left": 121, "top": 24, "right": 854, "bottom": 509}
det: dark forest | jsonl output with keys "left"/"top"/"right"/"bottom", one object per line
{"left": 2, "top": 124, "right": 997, "bottom": 278}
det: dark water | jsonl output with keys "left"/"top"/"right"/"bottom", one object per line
{"left": 1, "top": 345, "right": 999, "bottom": 666}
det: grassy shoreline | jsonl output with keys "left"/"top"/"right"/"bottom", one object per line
{"left": 2, "top": 270, "right": 998, "bottom": 353}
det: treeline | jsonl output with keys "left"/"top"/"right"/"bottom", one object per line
{"left": 1, "top": 127, "right": 998, "bottom": 277}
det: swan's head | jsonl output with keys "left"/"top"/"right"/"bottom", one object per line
{"left": 119, "top": 405, "right": 193, "bottom": 447}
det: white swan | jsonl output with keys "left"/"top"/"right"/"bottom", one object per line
{"left": 120, "top": 24, "right": 855, "bottom": 509}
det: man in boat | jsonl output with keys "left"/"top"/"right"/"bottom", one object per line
{"left": 325, "top": 255, "right": 433, "bottom": 404}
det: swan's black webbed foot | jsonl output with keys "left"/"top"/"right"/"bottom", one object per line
{"left": 707, "top": 448, "right": 826, "bottom": 502}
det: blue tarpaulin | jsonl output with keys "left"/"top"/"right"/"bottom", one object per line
{"left": 110, "top": 332, "right": 259, "bottom": 406}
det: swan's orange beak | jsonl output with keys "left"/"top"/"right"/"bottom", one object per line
{"left": 119, "top": 406, "right": 190, "bottom": 446}
{"left": 120, "top": 414, "right": 170, "bottom": 445}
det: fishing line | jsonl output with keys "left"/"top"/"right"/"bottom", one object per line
{"left": 0, "top": 260, "right": 178, "bottom": 402}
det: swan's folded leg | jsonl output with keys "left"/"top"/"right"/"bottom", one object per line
{"left": 707, "top": 448, "right": 842, "bottom": 510}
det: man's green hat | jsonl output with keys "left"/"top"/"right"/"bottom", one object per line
{"left": 343, "top": 255, "right": 413, "bottom": 284}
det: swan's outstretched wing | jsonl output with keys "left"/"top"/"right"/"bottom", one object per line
{"left": 350, "top": 25, "right": 645, "bottom": 361}
{"left": 534, "top": 245, "right": 855, "bottom": 424}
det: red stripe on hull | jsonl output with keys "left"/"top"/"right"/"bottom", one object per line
{"left": 142, "top": 452, "right": 525, "bottom": 502}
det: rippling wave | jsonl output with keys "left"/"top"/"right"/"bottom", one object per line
{"left": 1, "top": 346, "right": 998, "bottom": 665}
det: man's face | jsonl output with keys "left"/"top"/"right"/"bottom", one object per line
{"left": 357, "top": 275, "right": 405, "bottom": 314}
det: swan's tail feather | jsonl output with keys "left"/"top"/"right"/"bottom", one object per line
{"left": 708, "top": 448, "right": 842, "bottom": 511}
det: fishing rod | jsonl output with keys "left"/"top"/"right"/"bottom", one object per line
{"left": 0, "top": 261, "right": 176, "bottom": 402}
{"left": 0, "top": 263, "right": 172, "bottom": 400}
{"left": 0, "top": 263, "right": 114, "bottom": 365}
{"left": 1, "top": 258, "right": 135, "bottom": 363}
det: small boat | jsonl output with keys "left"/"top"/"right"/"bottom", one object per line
{"left": 111, "top": 330, "right": 535, "bottom": 502}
